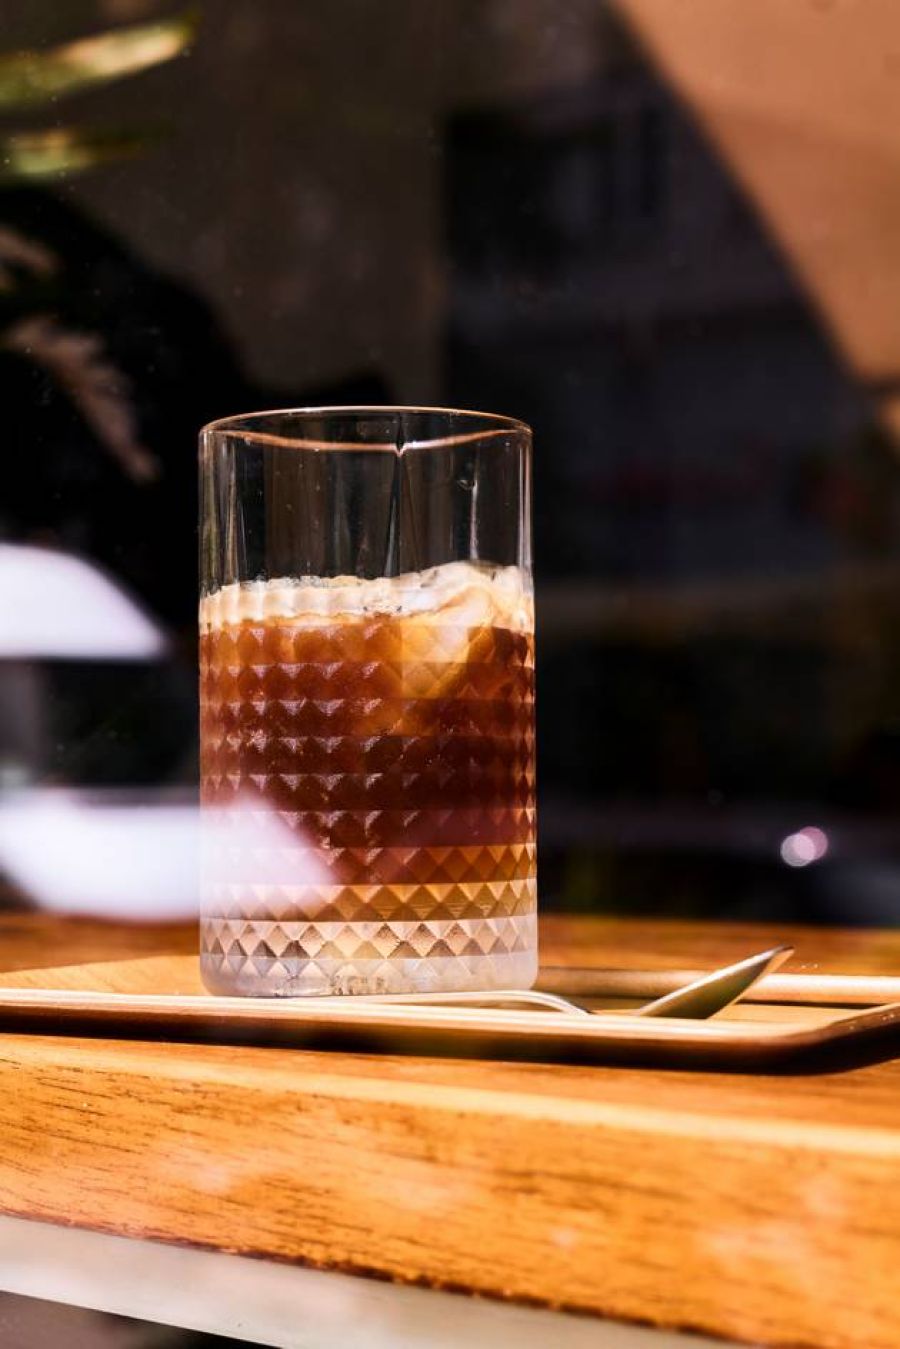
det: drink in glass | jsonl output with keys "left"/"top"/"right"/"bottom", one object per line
{"left": 199, "top": 408, "right": 535, "bottom": 995}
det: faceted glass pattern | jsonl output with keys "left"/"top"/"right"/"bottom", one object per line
{"left": 200, "top": 612, "right": 536, "bottom": 994}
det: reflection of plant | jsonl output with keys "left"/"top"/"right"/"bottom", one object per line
{"left": 0, "top": 10, "right": 198, "bottom": 179}
{"left": 2, "top": 314, "right": 159, "bottom": 481}
{"left": 0, "top": 11, "right": 197, "bottom": 487}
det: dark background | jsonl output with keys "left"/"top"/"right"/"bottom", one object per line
{"left": 3, "top": 0, "right": 900, "bottom": 928}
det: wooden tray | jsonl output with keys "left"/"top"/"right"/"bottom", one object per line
{"left": 1, "top": 954, "right": 898, "bottom": 1072}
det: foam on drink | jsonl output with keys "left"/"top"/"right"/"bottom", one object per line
{"left": 200, "top": 560, "right": 533, "bottom": 632}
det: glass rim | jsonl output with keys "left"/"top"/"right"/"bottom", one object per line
{"left": 200, "top": 404, "right": 531, "bottom": 451}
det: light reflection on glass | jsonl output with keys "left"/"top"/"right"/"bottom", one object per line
{"left": 0, "top": 544, "right": 166, "bottom": 661}
{"left": 0, "top": 790, "right": 335, "bottom": 925}
{"left": 0, "top": 789, "right": 197, "bottom": 919}
{"left": 0, "top": 544, "right": 192, "bottom": 920}
{"left": 780, "top": 826, "right": 829, "bottom": 869}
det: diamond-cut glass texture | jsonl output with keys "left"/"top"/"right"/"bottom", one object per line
{"left": 200, "top": 613, "right": 536, "bottom": 994}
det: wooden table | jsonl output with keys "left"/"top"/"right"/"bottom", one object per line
{"left": 0, "top": 914, "right": 897, "bottom": 1349}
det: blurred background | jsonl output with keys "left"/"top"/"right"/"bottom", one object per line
{"left": 2, "top": 0, "right": 900, "bottom": 931}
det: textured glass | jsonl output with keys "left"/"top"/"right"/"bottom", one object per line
{"left": 199, "top": 408, "right": 535, "bottom": 995}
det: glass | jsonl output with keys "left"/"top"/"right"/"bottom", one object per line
{"left": 199, "top": 407, "right": 536, "bottom": 995}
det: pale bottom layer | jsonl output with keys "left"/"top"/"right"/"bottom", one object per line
{"left": 200, "top": 912, "right": 538, "bottom": 996}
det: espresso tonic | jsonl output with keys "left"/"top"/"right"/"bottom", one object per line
{"left": 200, "top": 560, "right": 536, "bottom": 995}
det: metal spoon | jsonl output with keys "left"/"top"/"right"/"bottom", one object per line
{"left": 631, "top": 944, "right": 793, "bottom": 1018}
{"left": 360, "top": 945, "right": 794, "bottom": 1020}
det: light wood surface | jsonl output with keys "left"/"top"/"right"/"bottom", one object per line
{"left": 0, "top": 914, "right": 898, "bottom": 1349}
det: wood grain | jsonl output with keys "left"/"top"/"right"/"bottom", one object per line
{"left": 0, "top": 916, "right": 897, "bottom": 1349}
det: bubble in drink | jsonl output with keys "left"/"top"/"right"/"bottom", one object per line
{"left": 199, "top": 561, "right": 536, "bottom": 995}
